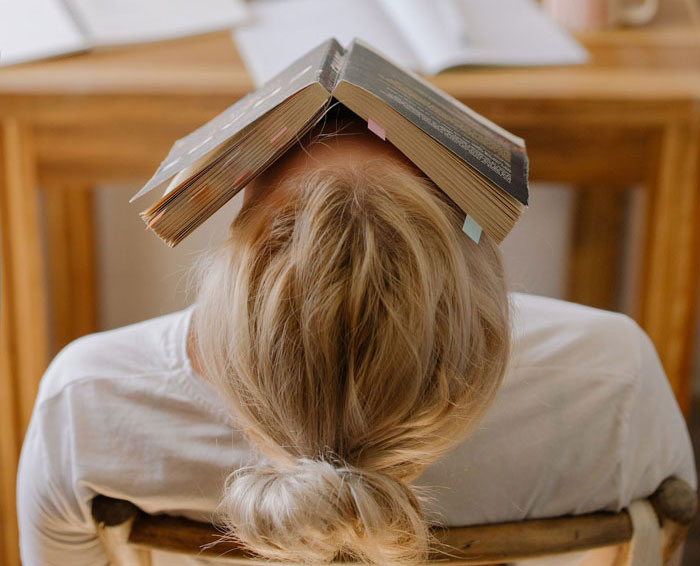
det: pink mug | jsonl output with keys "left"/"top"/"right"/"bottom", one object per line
{"left": 542, "top": 0, "right": 658, "bottom": 30}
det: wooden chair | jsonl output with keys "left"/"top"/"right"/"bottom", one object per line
{"left": 91, "top": 476, "right": 697, "bottom": 566}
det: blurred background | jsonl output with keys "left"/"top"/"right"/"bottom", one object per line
{"left": 1, "top": 0, "right": 700, "bottom": 564}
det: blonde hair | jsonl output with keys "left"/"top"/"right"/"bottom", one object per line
{"left": 192, "top": 157, "right": 510, "bottom": 565}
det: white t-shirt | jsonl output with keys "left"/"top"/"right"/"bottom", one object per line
{"left": 17, "top": 293, "right": 697, "bottom": 566}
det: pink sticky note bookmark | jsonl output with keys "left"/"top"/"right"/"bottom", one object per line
{"left": 187, "top": 187, "right": 207, "bottom": 203}
{"left": 145, "top": 210, "right": 165, "bottom": 231}
{"left": 367, "top": 118, "right": 386, "bottom": 140}
{"left": 233, "top": 170, "right": 250, "bottom": 185}
{"left": 270, "top": 126, "right": 287, "bottom": 144}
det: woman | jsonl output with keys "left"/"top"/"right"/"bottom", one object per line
{"left": 17, "top": 113, "right": 696, "bottom": 566}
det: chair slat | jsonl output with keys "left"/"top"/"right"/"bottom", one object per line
{"left": 430, "top": 511, "right": 631, "bottom": 563}
{"left": 129, "top": 513, "right": 252, "bottom": 559}
{"left": 126, "top": 508, "right": 631, "bottom": 563}
{"left": 91, "top": 476, "right": 697, "bottom": 565}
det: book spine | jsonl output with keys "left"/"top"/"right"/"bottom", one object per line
{"left": 318, "top": 40, "right": 345, "bottom": 94}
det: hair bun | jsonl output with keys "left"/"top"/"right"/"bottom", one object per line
{"left": 217, "top": 457, "right": 430, "bottom": 565}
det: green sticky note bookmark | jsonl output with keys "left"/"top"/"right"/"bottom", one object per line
{"left": 462, "top": 215, "right": 482, "bottom": 244}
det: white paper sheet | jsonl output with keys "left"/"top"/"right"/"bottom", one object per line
{"left": 0, "top": 0, "right": 87, "bottom": 66}
{"left": 232, "top": 0, "right": 418, "bottom": 87}
{"left": 66, "top": 0, "right": 248, "bottom": 46}
{"left": 442, "top": 0, "right": 589, "bottom": 70}
{"left": 380, "top": 0, "right": 588, "bottom": 72}
{"left": 376, "top": 0, "right": 464, "bottom": 73}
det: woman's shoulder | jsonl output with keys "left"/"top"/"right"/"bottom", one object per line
{"left": 35, "top": 306, "right": 194, "bottom": 407}
{"left": 415, "top": 293, "right": 695, "bottom": 526}
{"left": 508, "top": 292, "right": 645, "bottom": 379}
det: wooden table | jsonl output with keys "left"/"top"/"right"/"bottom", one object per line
{"left": 1, "top": 3, "right": 699, "bottom": 564}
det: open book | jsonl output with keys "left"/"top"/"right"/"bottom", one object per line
{"left": 0, "top": 0, "right": 248, "bottom": 67}
{"left": 233, "top": 0, "right": 588, "bottom": 86}
{"left": 131, "top": 38, "right": 529, "bottom": 247}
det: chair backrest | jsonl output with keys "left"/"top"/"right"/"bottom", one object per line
{"left": 91, "top": 476, "right": 697, "bottom": 566}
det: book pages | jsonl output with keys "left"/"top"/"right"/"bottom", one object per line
{"left": 375, "top": 0, "right": 464, "bottom": 73}
{"left": 439, "top": 0, "right": 588, "bottom": 70}
{"left": 232, "top": 0, "right": 417, "bottom": 87}
{"left": 233, "top": 0, "right": 587, "bottom": 86}
{"left": 378, "top": 0, "right": 588, "bottom": 72}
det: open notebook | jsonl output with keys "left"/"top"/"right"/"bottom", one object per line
{"left": 0, "top": 0, "right": 248, "bottom": 66}
{"left": 233, "top": 0, "right": 588, "bottom": 86}
{"left": 131, "top": 38, "right": 529, "bottom": 247}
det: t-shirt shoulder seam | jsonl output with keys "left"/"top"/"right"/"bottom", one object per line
{"left": 35, "top": 367, "right": 237, "bottom": 428}
{"left": 36, "top": 369, "right": 187, "bottom": 408}
{"left": 511, "top": 364, "right": 637, "bottom": 379}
